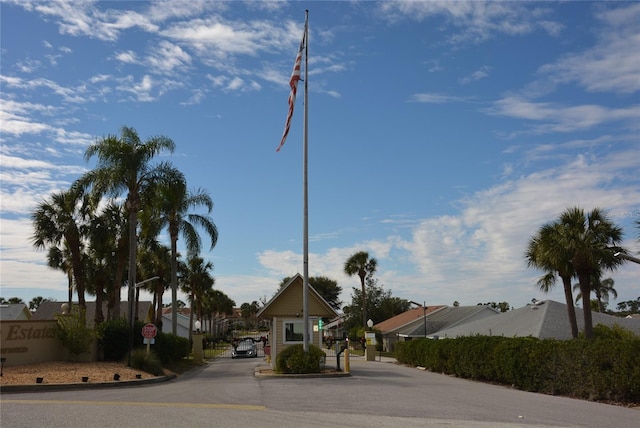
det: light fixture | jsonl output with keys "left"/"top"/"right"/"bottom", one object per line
{"left": 615, "top": 252, "right": 640, "bottom": 264}
{"left": 194, "top": 320, "right": 201, "bottom": 333}
{"left": 367, "top": 319, "right": 373, "bottom": 329}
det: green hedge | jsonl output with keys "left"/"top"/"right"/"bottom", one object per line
{"left": 394, "top": 330, "right": 640, "bottom": 404}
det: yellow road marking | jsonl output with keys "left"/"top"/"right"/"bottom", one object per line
{"left": 1, "top": 400, "right": 266, "bottom": 411}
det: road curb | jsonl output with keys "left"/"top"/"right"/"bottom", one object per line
{"left": 254, "top": 366, "right": 351, "bottom": 378}
{"left": 0, "top": 374, "right": 176, "bottom": 394}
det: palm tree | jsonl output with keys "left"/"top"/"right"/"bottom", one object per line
{"left": 86, "top": 202, "right": 126, "bottom": 325}
{"left": 180, "top": 254, "right": 214, "bottom": 341}
{"left": 28, "top": 296, "right": 51, "bottom": 312}
{"left": 573, "top": 275, "right": 617, "bottom": 313}
{"left": 136, "top": 238, "right": 172, "bottom": 327}
{"left": 95, "top": 202, "right": 129, "bottom": 320}
{"left": 150, "top": 167, "right": 218, "bottom": 335}
{"left": 344, "top": 251, "right": 378, "bottom": 329}
{"left": 559, "top": 207, "right": 625, "bottom": 339}
{"left": 79, "top": 126, "right": 175, "bottom": 323}
{"left": 525, "top": 222, "right": 579, "bottom": 338}
{"left": 201, "top": 289, "right": 235, "bottom": 337}
{"left": 31, "top": 188, "right": 91, "bottom": 316}
{"left": 45, "top": 244, "right": 74, "bottom": 306}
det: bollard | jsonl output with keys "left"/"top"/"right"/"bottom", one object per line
{"left": 344, "top": 345, "right": 350, "bottom": 373}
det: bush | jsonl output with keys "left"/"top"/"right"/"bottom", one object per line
{"left": 97, "top": 319, "right": 189, "bottom": 364}
{"left": 154, "top": 332, "right": 190, "bottom": 364}
{"left": 96, "top": 318, "right": 130, "bottom": 361}
{"left": 55, "top": 308, "right": 95, "bottom": 358}
{"left": 129, "top": 348, "right": 165, "bottom": 376}
{"left": 275, "top": 344, "right": 326, "bottom": 374}
{"left": 393, "top": 327, "right": 640, "bottom": 404}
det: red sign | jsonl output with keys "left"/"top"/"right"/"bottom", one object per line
{"left": 141, "top": 323, "right": 157, "bottom": 339}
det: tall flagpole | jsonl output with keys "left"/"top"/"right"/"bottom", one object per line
{"left": 302, "top": 9, "right": 310, "bottom": 353}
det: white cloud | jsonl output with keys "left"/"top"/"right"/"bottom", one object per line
{"left": 529, "top": 3, "right": 640, "bottom": 96}
{"left": 487, "top": 97, "right": 640, "bottom": 134}
{"left": 378, "top": 1, "right": 563, "bottom": 44}
{"left": 409, "top": 93, "right": 470, "bottom": 104}
{"left": 253, "top": 148, "right": 639, "bottom": 308}
{"left": 460, "top": 66, "right": 492, "bottom": 85}
{"left": 147, "top": 41, "right": 192, "bottom": 74}
{"left": 115, "top": 50, "right": 138, "bottom": 64}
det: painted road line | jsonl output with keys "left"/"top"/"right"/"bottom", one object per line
{"left": 1, "top": 400, "right": 266, "bottom": 411}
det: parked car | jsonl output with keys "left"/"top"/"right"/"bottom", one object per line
{"left": 232, "top": 338, "right": 258, "bottom": 358}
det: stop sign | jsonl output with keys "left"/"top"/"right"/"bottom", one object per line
{"left": 141, "top": 323, "right": 157, "bottom": 339}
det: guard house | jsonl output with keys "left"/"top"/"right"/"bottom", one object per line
{"left": 257, "top": 274, "right": 339, "bottom": 369}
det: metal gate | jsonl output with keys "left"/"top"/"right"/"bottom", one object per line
{"left": 207, "top": 334, "right": 268, "bottom": 359}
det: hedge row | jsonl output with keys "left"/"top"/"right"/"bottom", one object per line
{"left": 394, "top": 329, "right": 640, "bottom": 403}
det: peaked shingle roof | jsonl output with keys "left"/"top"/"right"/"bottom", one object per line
{"left": 31, "top": 301, "right": 152, "bottom": 324}
{"left": 374, "top": 306, "right": 446, "bottom": 334}
{"left": 406, "top": 305, "right": 500, "bottom": 337}
{"left": 257, "top": 273, "right": 339, "bottom": 319}
{"left": 433, "top": 300, "right": 640, "bottom": 340}
{"left": 0, "top": 304, "right": 31, "bottom": 320}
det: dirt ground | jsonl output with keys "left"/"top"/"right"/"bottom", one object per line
{"left": 0, "top": 361, "right": 159, "bottom": 386}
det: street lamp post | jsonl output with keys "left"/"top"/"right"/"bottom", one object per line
{"left": 406, "top": 300, "right": 427, "bottom": 338}
{"left": 615, "top": 252, "right": 640, "bottom": 265}
{"left": 128, "top": 276, "right": 159, "bottom": 367}
{"left": 423, "top": 301, "right": 427, "bottom": 338}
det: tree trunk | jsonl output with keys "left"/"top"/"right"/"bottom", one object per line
{"left": 111, "top": 238, "right": 127, "bottom": 320}
{"left": 67, "top": 271, "right": 73, "bottom": 307}
{"left": 127, "top": 207, "right": 137, "bottom": 331}
{"left": 579, "top": 273, "right": 593, "bottom": 339}
{"left": 171, "top": 234, "right": 178, "bottom": 335}
{"left": 135, "top": 287, "right": 140, "bottom": 321}
{"left": 94, "top": 279, "right": 105, "bottom": 326}
{"left": 189, "top": 292, "right": 194, "bottom": 343}
{"left": 561, "top": 275, "right": 579, "bottom": 338}
{"left": 69, "top": 240, "right": 86, "bottom": 319}
{"left": 155, "top": 283, "right": 164, "bottom": 328}
{"left": 360, "top": 273, "right": 367, "bottom": 330}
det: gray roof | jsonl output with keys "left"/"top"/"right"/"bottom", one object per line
{"left": 161, "top": 312, "right": 191, "bottom": 338}
{"left": 0, "top": 304, "right": 31, "bottom": 320}
{"left": 31, "top": 301, "right": 153, "bottom": 325}
{"left": 433, "top": 300, "right": 640, "bottom": 340}
{"left": 405, "top": 305, "right": 499, "bottom": 337}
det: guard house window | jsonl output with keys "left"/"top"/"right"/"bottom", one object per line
{"left": 284, "top": 321, "right": 304, "bottom": 343}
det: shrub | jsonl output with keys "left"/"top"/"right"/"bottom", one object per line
{"left": 393, "top": 331, "right": 640, "bottom": 404}
{"left": 275, "top": 344, "right": 326, "bottom": 374}
{"left": 97, "top": 319, "right": 189, "bottom": 364}
{"left": 154, "top": 332, "right": 190, "bottom": 364}
{"left": 96, "top": 317, "right": 130, "bottom": 361}
{"left": 129, "top": 348, "right": 165, "bottom": 376}
{"left": 55, "top": 308, "right": 95, "bottom": 358}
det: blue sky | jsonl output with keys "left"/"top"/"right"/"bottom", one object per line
{"left": 1, "top": 1, "right": 639, "bottom": 312}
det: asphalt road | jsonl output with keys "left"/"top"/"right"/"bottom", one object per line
{"left": 1, "top": 356, "right": 638, "bottom": 427}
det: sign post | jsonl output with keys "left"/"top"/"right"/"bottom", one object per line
{"left": 142, "top": 323, "right": 157, "bottom": 355}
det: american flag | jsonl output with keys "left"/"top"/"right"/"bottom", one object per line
{"left": 276, "top": 21, "right": 307, "bottom": 152}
